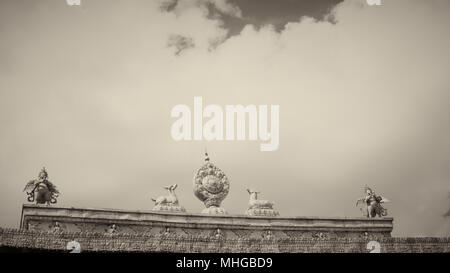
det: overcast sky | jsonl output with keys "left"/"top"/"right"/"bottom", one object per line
{"left": 1, "top": 0, "right": 450, "bottom": 237}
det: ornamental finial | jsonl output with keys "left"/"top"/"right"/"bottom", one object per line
{"left": 39, "top": 167, "right": 48, "bottom": 180}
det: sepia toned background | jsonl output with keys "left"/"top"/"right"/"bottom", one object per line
{"left": 0, "top": 0, "right": 449, "bottom": 237}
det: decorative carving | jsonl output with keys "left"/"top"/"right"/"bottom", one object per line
{"left": 245, "top": 189, "right": 279, "bottom": 217}
{"left": 180, "top": 228, "right": 199, "bottom": 236}
{"left": 312, "top": 232, "right": 328, "bottom": 239}
{"left": 262, "top": 230, "right": 273, "bottom": 240}
{"left": 106, "top": 224, "right": 117, "bottom": 234}
{"left": 161, "top": 227, "right": 171, "bottom": 236}
{"left": 23, "top": 167, "right": 60, "bottom": 205}
{"left": 51, "top": 221, "right": 62, "bottom": 233}
{"left": 151, "top": 184, "right": 186, "bottom": 213}
{"left": 213, "top": 228, "right": 224, "bottom": 239}
{"left": 27, "top": 222, "right": 36, "bottom": 231}
{"left": 231, "top": 229, "right": 252, "bottom": 239}
{"left": 356, "top": 186, "right": 390, "bottom": 218}
{"left": 193, "top": 152, "right": 229, "bottom": 214}
{"left": 284, "top": 231, "right": 303, "bottom": 239}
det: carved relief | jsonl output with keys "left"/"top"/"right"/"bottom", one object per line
{"left": 211, "top": 228, "right": 225, "bottom": 239}
{"left": 231, "top": 229, "right": 252, "bottom": 239}
{"left": 262, "top": 230, "right": 273, "bottom": 240}
{"left": 160, "top": 227, "right": 171, "bottom": 236}
{"left": 284, "top": 230, "right": 305, "bottom": 239}
{"left": 27, "top": 222, "right": 37, "bottom": 231}
{"left": 106, "top": 224, "right": 118, "bottom": 234}
{"left": 51, "top": 221, "right": 62, "bottom": 233}
{"left": 312, "top": 232, "right": 328, "bottom": 239}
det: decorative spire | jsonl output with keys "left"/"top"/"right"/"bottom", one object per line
{"left": 194, "top": 151, "right": 229, "bottom": 214}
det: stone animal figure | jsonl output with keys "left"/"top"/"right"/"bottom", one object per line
{"left": 247, "top": 189, "right": 274, "bottom": 209}
{"left": 151, "top": 184, "right": 179, "bottom": 206}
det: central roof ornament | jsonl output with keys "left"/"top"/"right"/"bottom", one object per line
{"left": 193, "top": 152, "right": 229, "bottom": 214}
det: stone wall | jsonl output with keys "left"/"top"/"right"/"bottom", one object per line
{"left": 0, "top": 228, "right": 449, "bottom": 253}
{"left": 20, "top": 205, "right": 394, "bottom": 239}
{"left": 11, "top": 205, "right": 448, "bottom": 252}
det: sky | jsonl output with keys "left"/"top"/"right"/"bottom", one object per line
{"left": 1, "top": 0, "right": 450, "bottom": 237}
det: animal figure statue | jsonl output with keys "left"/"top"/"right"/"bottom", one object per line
{"left": 23, "top": 167, "right": 59, "bottom": 205}
{"left": 356, "top": 186, "right": 390, "bottom": 218}
{"left": 151, "top": 184, "right": 179, "bottom": 206}
{"left": 247, "top": 189, "right": 274, "bottom": 209}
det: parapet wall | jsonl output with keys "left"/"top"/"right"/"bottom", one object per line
{"left": 20, "top": 205, "right": 393, "bottom": 239}
{"left": 0, "top": 228, "right": 449, "bottom": 253}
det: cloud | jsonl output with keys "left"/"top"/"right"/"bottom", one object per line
{"left": 206, "top": 0, "right": 242, "bottom": 18}
{"left": 162, "top": 0, "right": 242, "bottom": 18}
{"left": 161, "top": 0, "right": 342, "bottom": 38}
{"left": 168, "top": 34, "right": 195, "bottom": 55}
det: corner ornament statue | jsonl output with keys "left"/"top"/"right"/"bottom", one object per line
{"left": 23, "top": 167, "right": 60, "bottom": 205}
{"left": 356, "top": 186, "right": 390, "bottom": 218}
{"left": 193, "top": 152, "right": 230, "bottom": 214}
